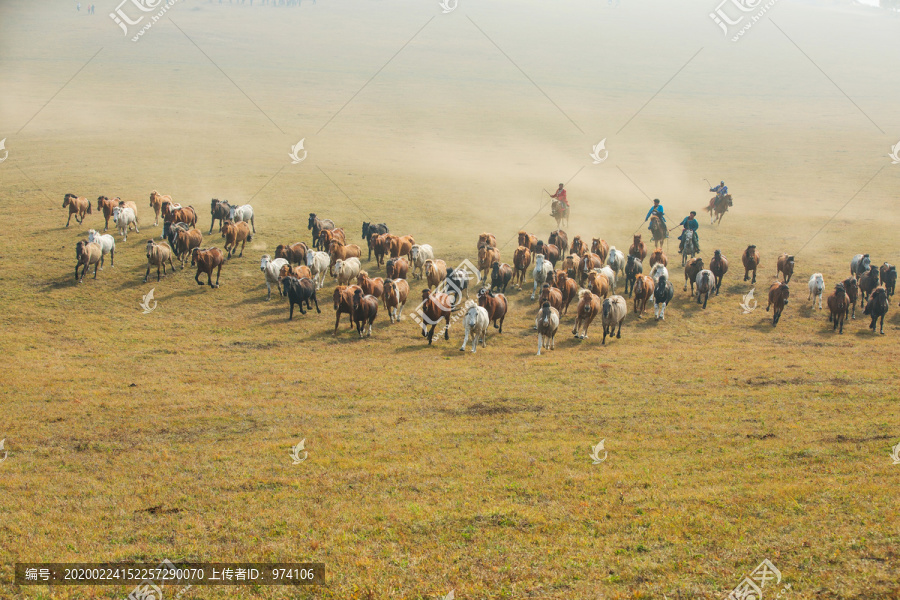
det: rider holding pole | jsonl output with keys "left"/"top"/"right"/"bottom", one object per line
{"left": 677, "top": 211, "right": 700, "bottom": 253}
{"left": 644, "top": 198, "right": 667, "bottom": 236}
{"left": 550, "top": 183, "right": 569, "bottom": 209}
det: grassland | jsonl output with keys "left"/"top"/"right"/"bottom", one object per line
{"left": 2, "top": 0, "right": 900, "bottom": 598}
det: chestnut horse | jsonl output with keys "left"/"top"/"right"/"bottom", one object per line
{"left": 629, "top": 235, "right": 647, "bottom": 261}
{"left": 419, "top": 288, "right": 453, "bottom": 344}
{"left": 150, "top": 191, "right": 173, "bottom": 226}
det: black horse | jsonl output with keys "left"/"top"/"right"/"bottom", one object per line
{"left": 209, "top": 199, "right": 234, "bottom": 234}
{"left": 863, "top": 287, "right": 889, "bottom": 334}
{"left": 624, "top": 254, "right": 643, "bottom": 296}
{"left": 282, "top": 276, "right": 320, "bottom": 320}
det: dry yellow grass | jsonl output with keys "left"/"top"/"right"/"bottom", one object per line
{"left": 2, "top": 1, "right": 900, "bottom": 598}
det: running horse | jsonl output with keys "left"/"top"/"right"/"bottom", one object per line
{"left": 550, "top": 200, "right": 569, "bottom": 229}
{"left": 648, "top": 214, "right": 667, "bottom": 250}
{"left": 706, "top": 194, "right": 733, "bottom": 225}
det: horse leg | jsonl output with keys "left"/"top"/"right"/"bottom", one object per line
{"left": 66, "top": 213, "right": 73, "bottom": 227}
{"left": 214, "top": 265, "right": 221, "bottom": 288}
{"left": 289, "top": 299, "right": 295, "bottom": 320}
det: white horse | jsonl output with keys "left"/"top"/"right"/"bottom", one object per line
{"left": 306, "top": 251, "right": 330, "bottom": 289}
{"left": 649, "top": 263, "right": 669, "bottom": 284}
{"left": 228, "top": 204, "right": 255, "bottom": 233}
{"left": 607, "top": 247, "right": 626, "bottom": 279}
{"left": 460, "top": 300, "right": 490, "bottom": 353}
{"left": 260, "top": 255, "right": 289, "bottom": 300}
{"left": 808, "top": 273, "right": 825, "bottom": 309}
{"left": 409, "top": 244, "right": 434, "bottom": 280}
{"left": 112, "top": 206, "right": 139, "bottom": 241}
{"left": 334, "top": 257, "right": 361, "bottom": 286}
{"left": 87, "top": 229, "right": 116, "bottom": 269}
{"left": 601, "top": 295, "right": 627, "bottom": 344}
{"left": 531, "top": 254, "right": 553, "bottom": 299}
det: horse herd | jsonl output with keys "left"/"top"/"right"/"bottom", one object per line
{"left": 62, "top": 195, "right": 898, "bottom": 352}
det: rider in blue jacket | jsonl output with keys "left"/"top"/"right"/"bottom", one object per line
{"left": 678, "top": 211, "right": 700, "bottom": 253}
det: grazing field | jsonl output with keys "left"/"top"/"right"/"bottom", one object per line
{"left": 2, "top": 0, "right": 900, "bottom": 598}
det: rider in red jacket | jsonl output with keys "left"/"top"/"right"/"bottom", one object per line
{"left": 550, "top": 183, "right": 569, "bottom": 208}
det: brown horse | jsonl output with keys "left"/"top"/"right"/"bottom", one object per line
{"left": 477, "top": 245, "right": 500, "bottom": 281}
{"left": 554, "top": 271, "right": 579, "bottom": 316}
{"left": 383, "top": 278, "right": 410, "bottom": 323}
{"left": 683, "top": 257, "right": 704, "bottom": 294}
{"left": 161, "top": 201, "right": 198, "bottom": 231}
{"left": 63, "top": 194, "right": 91, "bottom": 227}
{"left": 328, "top": 240, "right": 362, "bottom": 264}
{"left": 629, "top": 235, "right": 647, "bottom": 261}
{"left": 513, "top": 246, "right": 531, "bottom": 289}
{"left": 776, "top": 253, "right": 794, "bottom": 283}
{"left": 332, "top": 285, "right": 362, "bottom": 333}
{"left": 351, "top": 289, "right": 379, "bottom": 338}
{"left": 477, "top": 233, "right": 497, "bottom": 251}
{"left": 357, "top": 270, "right": 384, "bottom": 299}
{"left": 742, "top": 245, "right": 761, "bottom": 284}
{"left": 591, "top": 238, "right": 610, "bottom": 262}
{"left": 319, "top": 227, "right": 346, "bottom": 248}
{"left": 220, "top": 220, "right": 252, "bottom": 258}
{"left": 766, "top": 281, "right": 790, "bottom": 326}
{"left": 577, "top": 253, "right": 603, "bottom": 286}
{"left": 419, "top": 288, "right": 453, "bottom": 344}
{"left": 150, "top": 191, "right": 172, "bottom": 227}
{"left": 548, "top": 230, "right": 568, "bottom": 255}
{"left": 859, "top": 265, "right": 880, "bottom": 306}
{"left": 192, "top": 247, "right": 225, "bottom": 288}
{"left": 710, "top": 250, "right": 728, "bottom": 295}
{"left": 842, "top": 276, "right": 859, "bottom": 319}
{"left": 648, "top": 215, "right": 667, "bottom": 249}
{"left": 539, "top": 283, "right": 564, "bottom": 313}
{"left": 477, "top": 288, "right": 508, "bottom": 332}
{"left": 75, "top": 240, "right": 102, "bottom": 282}
{"left": 587, "top": 271, "right": 610, "bottom": 299}
{"left": 386, "top": 257, "right": 409, "bottom": 280}
{"left": 173, "top": 227, "right": 203, "bottom": 268}
{"left": 144, "top": 240, "right": 175, "bottom": 283}
{"left": 279, "top": 263, "right": 313, "bottom": 280}
{"left": 633, "top": 275, "right": 654, "bottom": 317}
{"left": 570, "top": 235, "right": 588, "bottom": 257}
{"left": 96, "top": 196, "right": 119, "bottom": 231}
{"left": 390, "top": 235, "right": 416, "bottom": 259}
{"left": 275, "top": 242, "right": 308, "bottom": 265}
{"left": 649, "top": 249, "right": 667, "bottom": 268}
{"left": 706, "top": 194, "right": 733, "bottom": 225}
{"left": 373, "top": 233, "right": 391, "bottom": 267}
{"left": 424, "top": 259, "right": 448, "bottom": 289}
{"left": 517, "top": 231, "right": 538, "bottom": 262}
{"left": 536, "top": 241, "right": 560, "bottom": 269}
{"left": 572, "top": 290, "right": 602, "bottom": 339}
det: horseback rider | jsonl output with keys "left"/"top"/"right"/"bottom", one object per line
{"left": 550, "top": 183, "right": 569, "bottom": 209}
{"left": 678, "top": 211, "right": 700, "bottom": 253}
{"left": 644, "top": 198, "right": 667, "bottom": 235}
{"left": 710, "top": 180, "right": 728, "bottom": 206}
